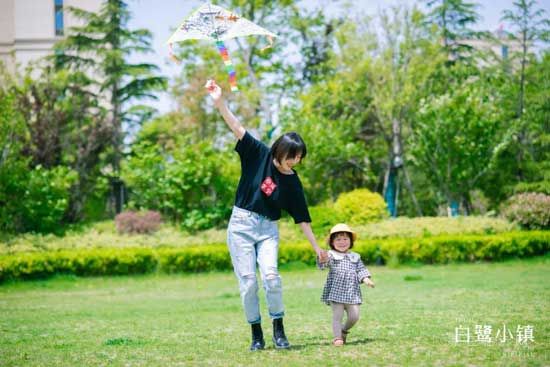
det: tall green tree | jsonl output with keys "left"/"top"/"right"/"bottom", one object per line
{"left": 281, "top": 19, "right": 383, "bottom": 203}
{"left": 54, "top": 0, "right": 167, "bottom": 180}
{"left": 10, "top": 66, "right": 111, "bottom": 222}
{"left": 423, "top": 0, "right": 481, "bottom": 61}
{"left": 0, "top": 74, "right": 78, "bottom": 233}
{"left": 367, "top": 6, "right": 446, "bottom": 217}
{"left": 409, "top": 77, "right": 506, "bottom": 213}
{"left": 500, "top": 0, "right": 550, "bottom": 180}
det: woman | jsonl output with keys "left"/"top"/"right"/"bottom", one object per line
{"left": 205, "top": 80, "right": 328, "bottom": 351}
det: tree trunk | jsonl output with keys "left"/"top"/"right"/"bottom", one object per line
{"left": 401, "top": 163, "right": 423, "bottom": 216}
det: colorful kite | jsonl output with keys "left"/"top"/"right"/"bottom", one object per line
{"left": 166, "top": 3, "right": 277, "bottom": 92}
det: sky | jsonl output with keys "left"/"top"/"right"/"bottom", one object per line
{"left": 127, "top": 0, "right": 550, "bottom": 114}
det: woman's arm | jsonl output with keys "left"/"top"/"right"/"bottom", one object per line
{"left": 205, "top": 80, "right": 245, "bottom": 140}
{"left": 298, "top": 222, "right": 328, "bottom": 262}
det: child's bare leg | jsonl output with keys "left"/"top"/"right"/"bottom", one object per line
{"left": 331, "top": 302, "right": 345, "bottom": 339}
{"left": 342, "top": 304, "right": 360, "bottom": 332}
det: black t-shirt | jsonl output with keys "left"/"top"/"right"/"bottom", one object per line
{"left": 234, "top": 131, "right": 311, "bottom": 223}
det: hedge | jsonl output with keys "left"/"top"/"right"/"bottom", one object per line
{"left": 0, "top": 231, "right": 548, "bottom": 283}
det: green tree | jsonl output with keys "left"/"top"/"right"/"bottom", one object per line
{"left": 366, "top": 6, "right": 446, "bottom": 217}
{"left": 54, "top": 0, "right": 167, "bottom": 196}
{"left": 281, "top": 19, "right": 381, "bottom": 203}
{"left": 409, "top": 78, "right": 506, "bottom": 213}
{"left": 8, "top": 65, "right": 112, "bottom": 222}
{"left": 0, "top": 83, "right": 77, "bottom": 233}
{"left": 423, "top": 0, "right": 482, "bottom": 62}
{"left": 500, "top": 0, "right": 550, "bottom": 180}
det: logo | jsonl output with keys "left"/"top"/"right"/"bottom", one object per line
{"left": 260, "top": 177, "right": 277, "bottom": 196}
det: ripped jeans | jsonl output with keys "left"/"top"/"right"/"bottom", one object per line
{"left": 227, "top": 206, "right": 283, "bottom": 324}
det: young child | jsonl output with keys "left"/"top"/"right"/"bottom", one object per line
{"left": 317, "top": 223, "right": 375, "bottom": 346}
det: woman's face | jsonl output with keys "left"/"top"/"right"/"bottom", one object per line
{"left": 332, "top": 232, "right": 351, "bottom": 253}
{"left": 279, "top": 154, "right": 302, "bottom": 172}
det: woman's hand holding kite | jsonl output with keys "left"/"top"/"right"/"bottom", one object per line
{"left": 205, "top": 79, "right": 245, "bottom": 140}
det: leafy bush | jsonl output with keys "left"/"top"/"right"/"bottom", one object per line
{"left": 500, "top": 193, "right": 550, "bottom": 230}
{"left": 514, "top": 181, "right": 550, "bottom": 195}
{"left": 121, "top": 141, "right": 237, "bottom": 232}
{"left": 354, "top": 216, "right": 517, "bottom": 239}
{"left": 308, "top": 204, "right": 344, "bottom": 238}
{"left": 21, "top": 166, "right": 77, "bottom": 233}
{"left": 115, "top": 210, "right": 162, "bottom": 234}
{"left": 1, "top": 164, "right": 76, "bottom": 234}
{"left": 0, "top": 92, "right": 77, "bottom": 234}
{"left": 1, "top": 231, "right": 547, "bottom": 282}
{"left": 334, "top": 188, "right": 389, "bottom": 225}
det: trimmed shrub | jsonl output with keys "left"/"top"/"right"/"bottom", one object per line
{"left": 501, "top": 193, "right": 550, "bottom": 230}
{"left": 0, "top": 231, "right": 548, "bottom": 283}
{"left": 308, "top": 204, "right": 344, "bottom": 238}
{"left": 334, "top": 188, "right": 389, "bottom": 225}
{"left": 115, "top": 210, "right": 162, "bottom": 234}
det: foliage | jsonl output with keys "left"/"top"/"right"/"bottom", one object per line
{"left": 333, "top": 188, "right": 389, "bottom": 225}
{"left": 353, "top": 216, "right": 517, "bottom": 239}
{"left": 8, "top": 67, "right": 111, "bottom": 223}
{"left": 500, "top": 192, "right": 550, "bottom": 230}
{"left": 280, "top": 22, "right": 381, "bottom": 203}
{"left": 409, "top": 73, "right": 506, "bottom": 211}
{"left": 0, "top": 88, "right": 28, "bottom": 232}
{"left": 0, "top": 88, "right": 77, "bottom": 233}
{"left": 19, "top": 166, "right": 77, "bottom": 233}
{"left": 307, "top": 204, "right": 344, "bottom": 239}
{"left": 497, "top": 1, "right": 550, "bottom": 187}
{"left": 54, "top": 0, "right": 167, "bottom": 173}
{"left": 423, "top": 0, "right": 482, "bottom": 61}
{"left": 1, "top": 165, "right": 75, "bottom": 234}
{"left": 1, "top": 231, "right": 548, "bottom": 282}
{"left": 121, "top": 140, "right": 238, "bottom": 232}
{"left": 115, "top": 210, "right": 162, "bottom": 234}
{"left": 514, "top": 180, "right": 550, "bottom": 195}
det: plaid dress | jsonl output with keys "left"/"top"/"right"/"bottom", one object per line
{"left": 318, "top": 250, "right": 371, "bottom": 305}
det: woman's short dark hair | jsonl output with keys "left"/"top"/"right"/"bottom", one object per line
{"left": 328, "top": 232, "right": 354, "bottom": 250}
{"left": 270, "top": 132, "right": 307, "bottom": 164}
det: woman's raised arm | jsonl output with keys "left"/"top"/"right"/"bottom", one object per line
{"left": 205, "top": 79, "right": 245, "bottom": 140}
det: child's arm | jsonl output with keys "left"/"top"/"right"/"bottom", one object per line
{"left": 357, "top": 259, "right": 375, "bottom": 288}
{"left": 363, "top": 277, "right": 375, "bottom": 288}
{"left": 205, "top": 79, "right": 246, "bottom": 140}
{"left": 316, "top": 255, "right": 329, "bottom": 270}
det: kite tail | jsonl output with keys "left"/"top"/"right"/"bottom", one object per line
{"left": 215, "top": 40, "right": 238, "bottom": 92}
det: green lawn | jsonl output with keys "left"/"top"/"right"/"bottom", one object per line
{"left": 1, "top": 257, "right": 548, "bottom": 366}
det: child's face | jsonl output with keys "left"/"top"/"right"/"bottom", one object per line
{"left": 332, "top": 232, "right": 351, "bottom": 253}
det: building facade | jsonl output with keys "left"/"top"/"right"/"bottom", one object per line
{"left": 0, "top": 0, "right": 102, "bottom": 73}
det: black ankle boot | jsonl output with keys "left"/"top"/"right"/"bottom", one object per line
{"left": 250, "top": 323, "right": 265, "bottom": 351}
{"left": 272, "top": 318, "right": 290, "bottom": 349}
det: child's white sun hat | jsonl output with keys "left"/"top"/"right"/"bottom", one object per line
{"left": 327, "top": 223, "right": 357, "bottom": 243}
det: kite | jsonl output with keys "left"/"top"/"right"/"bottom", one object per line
{"left": 166, "top": 3, "right": 277, "bottom": 92}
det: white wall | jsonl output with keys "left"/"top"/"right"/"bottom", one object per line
{"left": 0, "top": 0, "right": 103, "bottom": 73}
{"left": 14, "top": 0, "right": 55, "bottom": 40}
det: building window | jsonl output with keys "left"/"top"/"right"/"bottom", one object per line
{"left": 501, "top": 45, "right": 509, "bottom": 60}
{"left": 55, "top": 0, "right": 64, "bottom": 36}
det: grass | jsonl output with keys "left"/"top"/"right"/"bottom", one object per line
{"left": 1, "top": 257, "right": 548, "bottom": 366}
{"left": 0, "top": 216, "right": 517, "bottom": 255}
